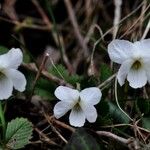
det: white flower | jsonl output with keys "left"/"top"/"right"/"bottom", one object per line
{"left": 108, "top": 39, "right": 150, "bottom": 88}
{"left": 0, "top": 48, "right": 26, "bottom": 100}
{"left": 54, "top": 86, "right": 102, "bottom": 127}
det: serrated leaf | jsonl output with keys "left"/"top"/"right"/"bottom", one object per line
{"left": 64, "top": 128, "right": 101, "bottom": 150}
{"left": 142, "top": 117, "right": 150, "bottom": 130}
{"left": 108, "top": 102, "right": 130, "bottom": 124}
{"left": 5, "top": 118, "right": 33, "bottom": 150}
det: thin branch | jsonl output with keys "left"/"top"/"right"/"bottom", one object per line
{"left": 113, "top": 0, "right": 122, "bottom": 39}
{"left": 119, "top": 3, "right": 150, "bottom": 39}
{"left": 139, "top": 0, "right": 147, "bottom": 37}
{"left": 64, "top": 0, "right": 89, "bottom": 58}
{"left": 30, "top": 53, "right": 50, "bottom": 99}
{"left": 0, "top": 16, "right": 50, "bottom": 31}
{"left": 45, "top": 115, "right": 75, "bottom": 133}
{"left": 98, "top": 73, "right": 117, "bottom": 89}
{"left": 22, "top": 63, "right": 73, "bottom": 88}
{"left": 31, "top": 0, "right": 52, "bottom": 29}
{"left": 141, "top": 19, "right": 150, "bottom": 40}
{"left": 96, "top": 131, "right": 140, "bottom": 149}
{"left": 44, "top": 114, "right": 68, "bottom": 144}
{"left": 34, "top": 127, "right": 58, "bottom": 146}
{"left": 115, "top": 76, "right": 133, "bottom": 121}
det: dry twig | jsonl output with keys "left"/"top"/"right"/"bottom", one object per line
{"left": 22, "top": 63, "right": 73, "bottom": 88}
{"left": 64, "top": 0, "right": 89, "bottom": 58}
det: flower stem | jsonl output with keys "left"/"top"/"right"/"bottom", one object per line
{"left": 114, "top": 77, "right": 133, "bottom": 122}
{"left": 0, "top": 101, "right": 6, "bottom": 140}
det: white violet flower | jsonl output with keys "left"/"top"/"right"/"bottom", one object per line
{"left": 108, "top": 39, "right": 150, "bottom": 88}
{"left": 0, "top": 48, "right": 26, "bottom": 99}
{"left": 54, "top": 86, "right": 102, "bottom": 127}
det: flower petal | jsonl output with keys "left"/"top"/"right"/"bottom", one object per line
{"left": 0, "top": 75, "right": 13, "bottom": 100}
{"left": 134, "top": 39, "right": 150, "bottom": 57}
{"left": 4, "top": 69, "right": 26, "bottom": 92}
{"left": 69, "top": 109, "right": 85, "bottom": 127}
{"left": 143, "top": 61, "right": 150, "bottom": 83}
{"left": 0, "top": 48, "right": 23, "bottom": 69}
{"left": 80, "top": 87, "right": 101, "bottom": 105}
{"left": 108, "top": 40, "right": 134, "bottom": 64}
{"left": 54, "top": 101, "right": 71, "bottom": 118}
{"left": 54, "top": 86, "right": 79, "bottom": 103}
{"left": 117, "top": 59, "right": 133, "bottom": 86}
{"left": 127, "top": 68, "right": 147, "bottom": 88}
{"left": 82, "top": 105, "right": 97, "bottom": 123}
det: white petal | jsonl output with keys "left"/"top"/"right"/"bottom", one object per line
{"left": 54, "top": 86, "right": 79, "bottom": 103}
{"left": 127, "top": 68, "right": 147, "bottom": 88}
{"left": 0, "top": 75, "right": 13, "bottom": 100}
{"left": 4, "top": 69, "right": 26, "bottom": 92}
{"left": 0, "top": 48, "right": 23, "bottom": 69}
{"left": 80, "top": 87, "right": 101, "bottom": 105}
{"left": 134, "top": 39, "right": 150, "bottom": 57}
{"left": 117, "top": 59, "right": 133, "bottom": 86}
{"left": 69, "top": 109, "right": 85, "bottom": 127}
{"left": 54, "top": 101, "right": 72, "bottom": 118}
{"left": 82, "top": 105, "right": 97, "bottom": 123}
{"left": 108, "top": 40, "right": 134, "bottom": 64}
{"left": 143, "top": 62, "right": 150, "bottom": 83}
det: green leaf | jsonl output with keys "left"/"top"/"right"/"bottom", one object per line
{"left": 142, "top": 117, "right": 150, "bottom": 130}
{"left": 25, "top": 71, "right": 35, "bottom": 94}
{"left": 23, "top": 50, "right": 31, "bottom": 63}
{"left": 49, "top": 64, "right": 83, "bottom": 86}
{"left": 137, "top": 99, "right": 150, "bottom": 115}
{"left": 108, "top": 102, "right": 130, "bottom": 124}
{"left": 34, "top": 87, "right": 54, "bottom": 99}
{"left": 98, "top": 100, "right": 109, "bottom": 116}
{"left": 0, "top": 46, "right": 9, "bottom": 55}
{"left": 64, "top": 128, "right": 101, "bottom": 150}
{"left": 5, "top": 118, "right": 33, "bottom": 149}
{"left": 35, "top": 77, "right": 55, "bottom": 99}
{"left": 100, "top": 63, "right": 112, "bottom": 82}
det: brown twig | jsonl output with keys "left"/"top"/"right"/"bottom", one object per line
{"left": 31, "top": 0, "right": 52, "bottom": 29}
{"left": 2, "top": 0, "right": 18, "bottom": 20}
{"left": 119, "top": 3, "right": 150, "bottom": 39}
{"left": 0, "top": 16, "right": 50, "bottom": 31}
{"left": 34, "top": 127, "right": 58, "bottom": 146}
{"left": 96, "top": 131, "right": 140, "bottom": 150}
{"left": 56, "top": 34, "right": 75, "bottom": 74}
{"left": 64, "top": 0, "right": 89, "bottom": 58}
{"left": 30, "top": 53, "right": 50, "bottom": 99}
{"left": 44, "top": 114, "right": 68, "bottom": 144}
{"left": 45, "top": 115, "right": 75, "bottom": 133}
{"left": 139, "top": 0, "right": 147, "bottom": 37}
{"left": 22, "top": 63, "right": 73, "bottom": 88}
{"left": 31, "top": 1, "right": 73, "bottom": 74}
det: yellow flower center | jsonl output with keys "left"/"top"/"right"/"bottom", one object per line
{"left": 73, "top": 98, "right": 81, "bottom": 111}
{"left": 131, "top": 60, "right": 142, "bottom": 70}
